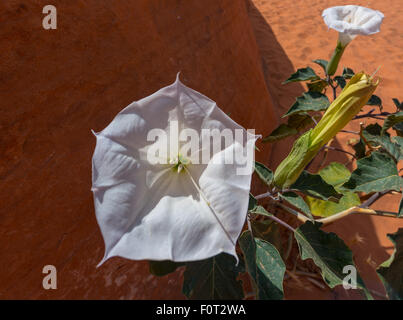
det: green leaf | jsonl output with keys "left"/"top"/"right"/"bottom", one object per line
{"left": 149, "top": 260, "right": 184, "bottom": 277}
{"left": 251, "top": 220, "right": 281, "bottom": 252}
{"left": 318, "top": 162, "right": 351, "bottom": 188}
{"left": 263, "top": 124, "right": 298, "bottom": 143}
{"left": 263, "top": 114, "right": 314, "bottom": 143}
{"left": 306, "top": 163, "right": 360, "bottom": 217}
{"left": 342, "top": 67, "right": 355, "bottom": 79}
{"left": 393, "top": 122, "right": 403, "bottom": 136}
{"left": 284, "top": 91, "right": 330, "bottom": 117}
{"left": 283, "top": 67, "right": 320, "bottom": 84}
{"left": 287, "top": 113, "right": 315, "bottom": 130}
{"left": 239, "top": 231, "right": 285, "bottom": 300}
{"left": 306, "top": 192, "right": 360, "bottom": 217}
{"left": 312, "top": 59, "right": 328, "bottom": 72}
{"left": 343, "top": 151, "right": 402, "bottom": 193}
{"left": 182, "top": 253, "right": 244, "bottom": 300}
{"left": 250, "top": 205, "right": 273, "bottom": 217}
{"left": 290, "top": 171, "right": 342, "bottom": 201}
{"left": 248, "top": 193, "right": 257, "bottom": 211}
{"left": 334, "top": 76, "right": 346, "bottom": 89}
{"left": 351, "top": 138, "right": 366, "bottom": 159}
{"left": 279, "top": 191, "right": 313, "bottom": 219}
{"left": 382, "top": 112, "right": 403, "bottom": 135}
{"left": 377, "top": 228, "right": 403, "bottom": 300}
{"left": 392, "top": 98, "right": 403, "bottom": 110}
{"left": 394, "top": 136, "right": 403, "bottom": 149}
{"left": 363, "top": 123, "right": 403, "bottom": 162}
{"left": 254, "top": 161, "right": 273, "bottom": 187}
{"left": 307, "top": 79, "right": 328, "bottom": 93}
{"left": 367, "top": 95, "right": 382, "bottom": 107}
{"left": 295, "top": 221, "right": 371, "bottom": 297}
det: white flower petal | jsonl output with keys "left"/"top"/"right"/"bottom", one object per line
{"left": 322, "top": 5, "right": 384, "bottom": 38}
{"left": 92, "top": 75, "right": 258, "bottom": 265}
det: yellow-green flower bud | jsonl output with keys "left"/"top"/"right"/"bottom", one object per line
{"left": 273, "top": 72, "right": 379, "bottom": 189}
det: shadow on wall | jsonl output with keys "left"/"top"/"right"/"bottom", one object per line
{"left": 246, "top": 0, "right": 305, "bottom": 169}
{"left": 246, "top": 0, "right": 389, "bottom": 299}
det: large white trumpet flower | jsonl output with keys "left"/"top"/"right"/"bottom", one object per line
{"left": 91, "top": 75, "right": 258, "bottom": 265}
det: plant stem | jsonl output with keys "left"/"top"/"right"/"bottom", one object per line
{"left": 276, "top": 203, "right": 310, "bottom": 223}
{"left": 326, "top": 41, "right": 347, "bottom": 76}
{"left": 326, "top": 75, "right": 338, "bottom": 100}
{"left": 340, "top": 129, "right": 359, "bottom": 135}
{"left": 360, "top": 190, "right": 389, "bottom": 207}
{"left": 255, "top": 191, "right": 273, "bottom": 200}
{"left": 354, "top": 111, "right": 390, "bottom": 120}
{"left": 316, "top": 207, "right": 376, "bottom": 224}
{"left": 247, "top": 214, "right": 253, "bottom": 237}
{"left": 276, "top": 192, "right": 401, "bottom": 225}
{"left": 324, "top": 146, "right": 356, "bottom": 159}
{"left": 265, "top": 214, "right": 296, "bottom": 232}
{"left": 354, "top": 114, "right": 386, "bottom": 120}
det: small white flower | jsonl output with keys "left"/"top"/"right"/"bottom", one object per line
{"left": 91, "top": 75, "right": 258, "bottom": 265}
{"left": 322, "top": 5, "right": 384, "bottom": 45}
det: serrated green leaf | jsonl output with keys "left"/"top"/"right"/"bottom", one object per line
{"left": 279, "top": 191, "right": 313, "bottom": 219}
{"left": 149, "top": 260, "right": 184, "bottom": 277}
{"left": 283, "top": 67, "right": 320, "bottom": 84}
{"left": 342, "top": 67, "right": 355, "bottom": 79}
{"left": 367, "top": 94, "right": 382, "bottom": 107}
{"left": 290, "top": 171, "right": 342, "bottom": 201}
{"left": 377, "top": 228, "right": 403, "bottom": 300}
{"left": 294, "top": 221, "right": 371, "bottom": 297}
{"left": 382, "top": 112, "right": 403, "bottom": 135}
{"left": 182, "top": 253, "right": 244, "bottom": 300}
{"left": 284, "top": 91, "right": 330, "bottom": 117}
{"left": 239, "top": 231, "right": 285, "bottom": 300}
{"left": 313, "top": 59, "right": 328, "bottom": 72}
{"left": 343, "top": 151, "right": 402, "bottom": 193}
{"left": 363, "top": 123, "right": 403, "bottom": 162}
{"left": 334, "top": 76, "right": 346, "bottom": 89}
{"left": 306, "top": 163, "right": 360, "bottom": 217}
{"left": 254, "top": 161, "right": 273, "bottom": 187}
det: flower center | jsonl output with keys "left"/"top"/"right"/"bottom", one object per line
{"left": 169, "top": 154, "right": 191, "bottom": 173}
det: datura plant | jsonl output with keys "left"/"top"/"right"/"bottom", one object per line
{"left": 274, "top": 72, "right": 378, "bottom": 189}
{"left": 92, "top": 5, "right": 403, "bottom": 300}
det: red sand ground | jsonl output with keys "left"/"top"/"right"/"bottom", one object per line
{"left": 1, "top": 0, "right": 402, "bottom": 299}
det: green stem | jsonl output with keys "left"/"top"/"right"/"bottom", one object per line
{"left": 326, "top": 42, "right": 347, "bottom": 76}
